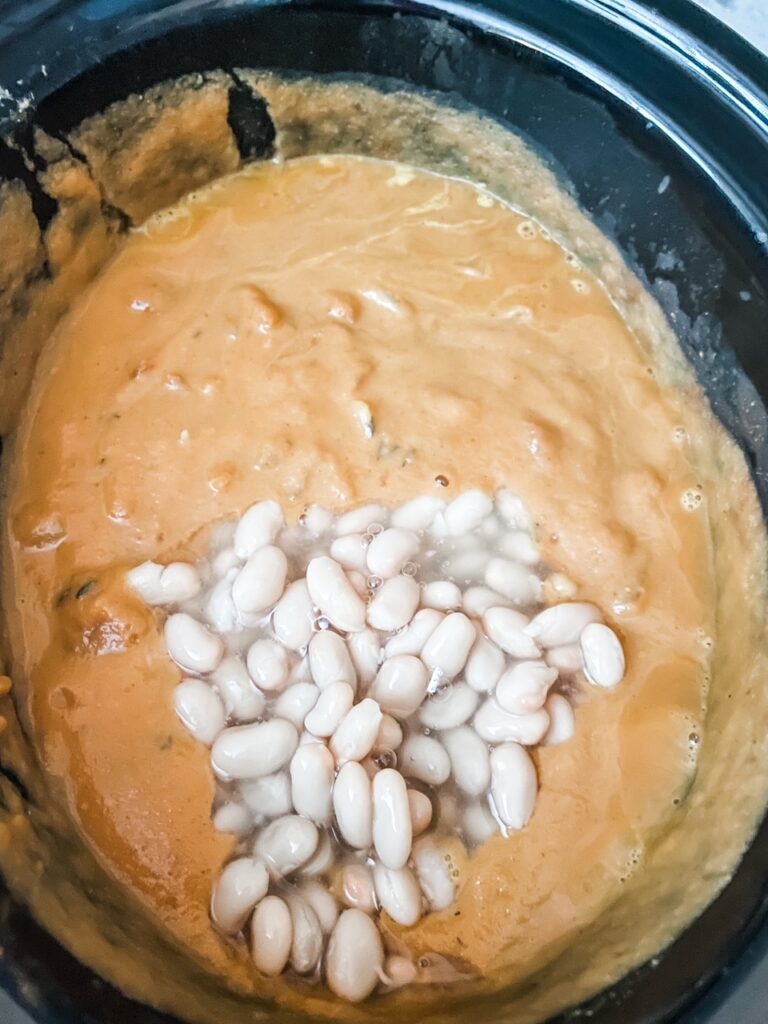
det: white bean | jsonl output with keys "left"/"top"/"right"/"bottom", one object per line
{"left": 495, "top": 661, "right": 558, "bottom": 714}
{"left": 367, "top": 575, "right": 420, "bottom": 632}
{"left": 212, "top": 545, "right": 239, "bottom": 577}
{"left": 232, "top": 545, "right": 287, "bottom": 617}
{"left": 173, "top": 679, "right": 225, "bottom": 745}
{"left": 381, "top": 956, "right": 418, "bottom": 989}
{"left": 308, "top": 629, "right": 356, "bottom": 690}
{"left": 330, "top": 698, "right": 382, "bottom": 765}
{"left": 273, "top": 683, "right": 319, "bottom": 729}
{"left": 419, "top": 683, "right": 478, "bottom": 730}
{"left": 391, "top": 495, "right": 445, "bottom": 530}
{"left": 212, "top": 719, "right": 298, "bottom": 779}
{"left": 490, "top": 742, "right": 538, "bottom": 829}
{"left": 373, "top": 864, "right": 422, "bottom": 926}
{"left": 412, "top": 838, "right": 455, "bottom": 910}
{"left": 542, "top": 693, "right": 576, "bottom": 746}
{"left": 337, "top": 864, "right": 377, "bottom": 912}
{"left": 272, "top": 579, "right": 315, "bottom": 651}
{"left": 548, "top": 572, "right": 578, "bottom": 599}
{"left": 464, "top": 636, "right": 505, "bottom": 693}
{"left": 299, "top": 881, "right": 339, "bottom": 934}
{"left": 485, "top": 557, "right": 541, "bottom": 604}
{"left": 498, "top": 531, "right": 540, "bottom": 566}
{"left": 287, "top": 895, "right": 323, "bottom": 974}
{"left": 473, "top": 699, "right": 550, "bottom": 745}
{"left": 304, "top": 504, "right": 334, "bottom": 537}
{"left": 580, "top": 622, "right": 626, "bottom": 687}
{"left": 299, "top": 828, "right": 335, "bottom": 877}
{"left": 346, "top": 570, "right": 368, "bottom": 597}
{"left": 421, "top": 612, "right": 476, "bottom": 680}
{"left": 441, "top": 726, "right": 491, "bottom": 796}
{"left": 164, "top": 613, "right": 223, "bottom": 674}
{"left": 444, "top": 489, "right": 493, "bottom": 534}
{"left": 377, "top": 714, "right": 404, "bottom": 751}
{"left": 246, "top": 638, "right": 290, "bottom": 692}
{"left": 326, "top": 909, "right": 384, "bottom": 1002}
{"left": 482, "top": 607, "right": 541, "bottom": 658}
{"left": 127, "top": 560, "right": 201, "bottom": 605}
{"left": 421, "top": 580, "right": 462, "bottom": 611}
{"left": 347, "top": 628, "right": 381, "bottom": 685}
{"left": 385, "top": 609, "right": 443, "bottom": 658}
{"left": 304, "top": 682, "right": 354, "bottom": 737}
{"left": 545, "top": 644, "right": 584, "bottom": 673}
{"left": 399, "top": 735, "right": 450, "bottom": 785}
{"left": 366, "top": 527, "right": 419, "bottom": 578}
{"left": 234, "top": 500, "right": 284, "bottom": 559}
{"left": 462, "top": 801, "right": 498, "bottom": 844}
{"left": 204, "top": 574, "right": 237, "bottom": 633}
{"left": 290, "top": 743, "right": 334, "bottom": 823}
{"left": 463, "top": 585, "right": 507, "bottom": 617}
{"left": 211, "top": 857, "right": 269, "bottom": 934}
{"left": 240, "top": 772, "right": 292, "bottom": 821}
{"left": 447, "top": 547, "right": 490, "bottom": 584}
{"left": 330, "top": 533, "right": 369, "bottom": 573}
{"left": 256, "top": 814, "right": 319, "bottom": 879}
{"left": 213, "top": 802, "right": 253, "bottom": 835}
{"left": 524, "top": 602, "right": 601, "bottom": 647}
{"left": 333, "top": 761, "right": 372, "bottom": 849}
{"left": 335, "top": 504, "right": 388, "bottom": 535}
{"left": 212, "top": 656, "right": 265, "bottom": 723}
{"left": 306, "top": 556, "right": 366, "bottom": 633}
{"left": 251, "top": 895, "right": 292, "bottom": 976}
{"left": 370, "top": 655, "right": 428, "bottom": 717}
{"left": 407, "top": 789, "right": 433, "bottom": 835}
{"left": 495, "top": 488, "right": 532, "bottom": 531}
{"left": 372, "top": 768, "right": 412, "bottom": 870}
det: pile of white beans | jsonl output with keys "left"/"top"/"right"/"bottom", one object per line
{"left": 127, "top": 489, "right": 625, "bottom": 1001}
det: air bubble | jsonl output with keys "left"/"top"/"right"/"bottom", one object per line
{"left": 402, "top": 561, "right": 418, "bottom": 577}
{"left": 368, "top": 522, "right": 384, "bottom": 536}
{"left": 681, "top": 488, "right": 703, "bottom": 511}
{"left": 516, "top": 220, "right": 537, "bottom": 240}
{"left": 367, "top": 575, "right": 383, "bottom": 591}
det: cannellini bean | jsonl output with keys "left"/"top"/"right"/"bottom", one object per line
{"left": 485, "top": 557, "right": 541, "bottom": 604}
{"left": 483, "top": 607, "right": 541, "bottom": 658}
{"left": 447, "top": 546, "right": 490, "bottom": 583}
{"left": 273, "top": 683, "right": 320, "bottom": 729}
{"left": 407, "top": 789, "right": 433, "bottom": 835}
{"left": 240, "top": 772, "right": 292, "bottom": 821}
{"left": 444, "top": 489, "right": 493, "bottom": 535}
{"left": 498, "top": 531, "right": 539, "bottom": 566}
{"left": 212, "top": 802, "right": 251, "bottom": 836}
{"left": 495, "top": 661, "right": 558, "bottom": 715}
{"left": 437, "top": 791, "right": 460, "bottom": 828}
{"left": 421, "top": 580, "right": 462, "bottom": 611}
{"left": 127, "top": 560, "right": 201, "bottom": 605}
{"left": 495, "top": 489, "right": 532, "bottom": 531}
{"left": 421, "top": 612, "right": 476, "bottom": 680}
{"left": 299, "top": 828, "right": 335, "bottom": 876}
{"left": 212, "top": 719, "right": 298, "bottom": 779}
{"left": 333, "top": 761, "right": 372, "bottom": 848}
{"left": 256, "top": 814, "right": 319, "bottom": 879}
{"left": 165, "top": 613, "right": 223, "bottom": 674}
{"left": 367, "top": 575, "right": 420, "bottom": 632}
{"left": 306, "top": 556, "right": 366, "bottom": 633}
{"left": 173, "top": 679, "right": 225, "bottom": 745}
{"left": 335, "top": 504, "right": 388, "bottom": 535}
{"left": 385, "top": 608, "right": 443, "bottom": 658}
{"left": 545, "top": 643, "right": 584, "bottom": 672}
{"left": 463, "top": 585, "right": 507, "bottom": 617}
{"left": 330, "top": 698, "right": 383, "bottom": 764}
{"left": 382, "top": 955, "right": 418, "bottom": 989}
{"left": 347, "top": 628, "right": 381, "bottom": 685}
{"left": 373, "top": 864, "right": 422, "bottom": 926}
{"left": 347, "top": 570, "right": 368, "bottom": 597}
{"left": 246, "top": 638, "right": 290, "bottom": 692}
{"left": 490, "top": 743, "right": 538, "bottom": 829}
{"left": 391, "top": 495, "right": 445, "bottom": 530}
{"left": 290, "top": 743, "right": 334, "bottom": 823}
{"left": 204, "top": 574, "right": 237, "bottom": 632}
{"left": 211, "top": 857, "right": 269, "bottom": 934}
{"left": 542, "top": 693, "right": 576, "bottom": 746}
{"left": 212, "top": 545, "right": 239, "bottom": 577}
{"left": 548, "top": 572, "right": 578, "bottom": 599}
{"left": 399, "top": 735, "right": 451, "bottom": 785}
{"left": 336, "top": 863, "right": 377, "bottom": 912}
{"left": 251, "top": 895, "right": 292, "bottom": 976}
{"left": 212, "top": 656, "right": 265, "bottom": 722}
{"left": 304, "top": 504, "right": 334, "bottom": 536}
{"left": 473, "top": 698, "right": 550, "bottom": 745}
{"left": 372, "top": 768, "right": 412, "bottom": 869}
{"left": 326, "top": 909, "right": 384, "bottom": 1002}
{"left": 462, "top": 801, "right": 498, "bottom": 844}
{"left": 524, "top": 602, "right": 601, "bottom": 647}
{"left": 370, "top": 656, "right": 428, "bottom": 717}
{"left": 377, "top": 714, "right": 404, "bottom": 751}
{"left": 580, "top": 622, "right": 626, "bottom": 687}
{"left": 330, "top": 533, "right": 369, "bottom": 573}
{"left": 441, "top": 726, "right": 491, "bottom": 796}
{"left": 419, "top": 682, "right": 478, "bottom": 730}
{"left": 232, "top": 546, "right": 287, "bottom": 617}
{"left": 308, "top": 629, "right": 356, "bottom": 691}
{"left": 412, "top": 838, "right": 455, "bottom": 910}
{"left": 366, "top": 527, "right": 419, "bottom": 578}
{"left": 234, "top": 500, "right": 284, "bottom": 559}
{"left": 304, "top": 682, "right": 354, "bottom": 737}
{"left": 465, "top": 636, "right": 506, "bottom": 693}
{"left": 272, "top": 579, "right": 315, "bottom": 651}
{"left": 287, "top": 895, "right": 323, "bottom": 974}
{"left": 299, "top": 880, "right": 339, "bottom": 934}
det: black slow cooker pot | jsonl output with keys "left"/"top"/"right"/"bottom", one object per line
{"left": 1, "top": 1, "right": 767, "bottom": 1022}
